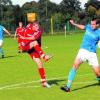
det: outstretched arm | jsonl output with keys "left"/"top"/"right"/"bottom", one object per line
{"left": 70, "top": 20, "right": 85, "bottom": 30}
{"left": 3, "top": 28, "right": 11, "bottom": 36}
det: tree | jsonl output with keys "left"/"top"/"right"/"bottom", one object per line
{"left": 0, "top": 0, "right": 12, "bottom": 21}
{"left": 13, "top": 5, "right": 22, "bottom": 26}
{"left": 59, "top": 0, "right": 81, "bottom": 22}
{"left": 21, "top": 1, "right": 39, "bottom": 25}
{"left": 0, "top": 0, "right": 12, "bottom": 5}
{"left": 60, "top": 0, "right": 81, "bottom": 15}
{"left": 0, "top": 0, "right": 14, "bottom": 30}
{"left": 38, "top": 0, "right": 60, "bottom": 33}
{"left": 38, "top": 0, "right": 48, "bottom": 18}
{"left": 22, "top": 1, "right": 38, "bottom": 14}
{"left": 85, "top": 0, "right": 100, "bottom": 17}
{"left": 52, "top": 13, "right": 64, "bottom": 31}
{"left": 58, "top": 0, "right": 81, "bottom": 27}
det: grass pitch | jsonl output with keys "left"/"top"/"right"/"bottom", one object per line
{"left": 0, "top": 33, "right": 100, "bottom": 100}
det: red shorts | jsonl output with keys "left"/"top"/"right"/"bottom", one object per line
{"left": 18, "top": 38, "right": 21, "bottom": 43}
{"left": 29, "top": 51, "right": 40, "bottom": 58}
{"left": 28, "top": 48, "right": 40, "bottom": 58}
{"left": 20, "top": 41, "right": 40, "bottom": 58}
{"left": 20, "top": 42, "right": 30, "bottom": 52}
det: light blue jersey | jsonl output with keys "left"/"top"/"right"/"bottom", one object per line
{"left": 80, "top": 25, "right": 100, "bottom": 53}
{"left": 0, "top": 25, "right": 4, "bottom": 40}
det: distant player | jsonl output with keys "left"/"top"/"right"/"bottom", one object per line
{"left": 0, "top": 25, "right": 11, "bottom": 58}
{"left": 61, "top": 18, "right": 100, "bottom": 92}
{"left": 14, "top": 22, "right": 25, "bottom": 53}
{"left": 19, "top": 21, "right": 52, "bottom": 87}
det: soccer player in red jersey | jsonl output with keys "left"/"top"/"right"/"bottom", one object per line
{"left": 19, "top": 21, "right": 52, "bottom": 87}
{"left": 14, "top": 22, "right": 25, "bottom": 53}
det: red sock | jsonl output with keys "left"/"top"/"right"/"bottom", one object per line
{"left": 38, "top": 68, "right": 46, "bottom": 83}
{"left": 34, "top": 45, "right": 44, "bottom": 56}
{"left": 18, "top": 43, "right": 21, "bottom": 50}
{"left": 18, "top": 45, "right": 21, "bottom": 50}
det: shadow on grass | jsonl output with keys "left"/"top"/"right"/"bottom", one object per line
{"left": 72, "top": 83, "right": 100, "bottom": 92}
{"left": 48, "top": 79, "right": 66, "bottom": 86}
{"left": 0, "top": 55, "right": 17, "bottom": 59}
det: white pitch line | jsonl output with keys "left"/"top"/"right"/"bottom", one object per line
{"left": 5, "top": 81, "right": 97, "bottom": 90}
{"left": 0, "top": 80, "right": 97, "bottom": 90}
{"left": 0, "top": 73, "right": 93, "bottom": 90}
{"left": 5, "top": 85, "right": 41, "bottom": 90}
{"left": 0, "top": 80, "right": 40, "bottom": 90}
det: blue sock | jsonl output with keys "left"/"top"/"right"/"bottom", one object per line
{"left": 97, "top": 77, "right": 100, "bottom": 81}
{"left": 66, "top": 68, "right": 76, "bottom": 88}
{"left": 0, "top": 48, "right": 4, "bottom": 55}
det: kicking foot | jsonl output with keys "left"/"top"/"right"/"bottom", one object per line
{"left": 42, "top": 82, "right": 51, "bottom": 88}
{"left": 42, "top": 54, "right": 53, "bottom": 62}
{"left": 60, "top": 86, "right": 70, "bottom": 92}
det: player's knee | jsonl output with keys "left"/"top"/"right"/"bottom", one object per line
{"left": 31, "top": 41, "right": 38, "bottom": 46}
{"left": 95, "top": 70, "right": 100, "bottom": 76}
{"left": 72, "top": 64, "right": 79, "bottom": 69}
{"left": 93, "top": 67, "right": 100, "bottom": 76}
{"left": 96, "top": 73, "right": 100, "bottom": 77}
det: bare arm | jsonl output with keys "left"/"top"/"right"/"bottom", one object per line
{"left": 70, "top": 20, "right": 85, "bottom": 30}
{"left": 19, "top": 34, "right": 35, "bottom": 41}
{"left": 3, "top": 28, "right": 11, "bottom": 36}
{"left": 14, "top": 31, "right": 17, "bottom": 39}
{"left": 23, "top": 35, "right": 35, "bottom": 40}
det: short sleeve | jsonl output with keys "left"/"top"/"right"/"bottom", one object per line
{"left": 84, "top": 24, "right": 90, "bottom": 30}
{"left": 0, "top": 25, "right": 5, "bottom": 30}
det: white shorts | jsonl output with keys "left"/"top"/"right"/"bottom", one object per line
{"left": 0, "top": 40, "right": 3, "bottom": 46}
{"left": 76, "top": 49, "right": 99, "bottom": 67}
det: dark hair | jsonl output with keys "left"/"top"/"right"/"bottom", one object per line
{"left": 96, "top": 19, "right": 100, "bottom": 25}
{"left": 91, "top": 17, "right": 97, "bottom": 21}
{"left": 19, "top": 21, "right": 22, "bottom": 23}
{"left": 33, "top": 20, "right": 39, "bottom": 24}
{"left": 91, "top": 18, "right": 100, "bottom": 24}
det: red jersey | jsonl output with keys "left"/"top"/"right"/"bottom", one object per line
{"left": 26, "top": 23, "right": 33, "bottom": 30}
{"left": 19, "top": 23, "right": 43, "bottom": 51}
{"left": 24, "top": 23, "right": 43, "bottom": 44}
{"left": 15, "top": 27, "right": 25, "bottom": 42}
{"left": 25, "top": 28, "right": 43, "bottom": 45}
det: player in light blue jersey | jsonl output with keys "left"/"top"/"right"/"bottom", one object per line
{"left": 61, "top": 18, "right": 100, "bottom": 92}
{"left": 0, "top": 25, "right": 11, "bottom": 58}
